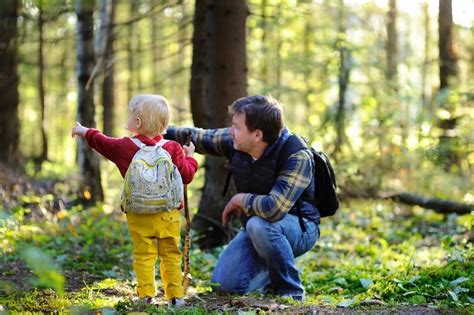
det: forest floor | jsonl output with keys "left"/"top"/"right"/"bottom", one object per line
{"left": 0, "top": 163, "right": 472, "bottom": 314}
{"left": 0, "top": 262, "right": 460, "bottom": 315}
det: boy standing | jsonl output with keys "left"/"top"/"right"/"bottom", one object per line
{"left": 72, "top": 94, "right": 198, "bottom": 306}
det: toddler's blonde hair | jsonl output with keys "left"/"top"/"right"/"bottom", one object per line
{"left": 128, "top": 94, "right": 170, "bottom": 136}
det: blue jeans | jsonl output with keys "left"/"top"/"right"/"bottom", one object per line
{"left": 211, "top": 214, "right": 319, "bottom": 299}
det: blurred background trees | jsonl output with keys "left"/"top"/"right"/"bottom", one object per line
{"left": 0, "top": 0, "right": 472, "bottom": 247}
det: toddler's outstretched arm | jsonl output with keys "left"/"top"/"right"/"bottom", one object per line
{"left": 71, "top": 122, "right": 89, "bottom": 138}
{"left": 183, "top": 141, "right": 195, "bottom": 157}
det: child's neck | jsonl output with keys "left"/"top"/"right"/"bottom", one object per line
{"left": 137, "top": 133, "right": 160, "bottom": 139}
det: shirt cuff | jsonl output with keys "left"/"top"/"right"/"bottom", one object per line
{"left": 240, "top": 193, "right": 254, "bottom": 216}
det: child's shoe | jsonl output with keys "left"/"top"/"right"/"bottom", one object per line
{"left": 133, "top": 296, "right": 156, "bottom": 304}
{"left": 168, "top": 298, "right": 185, "bottom": 307}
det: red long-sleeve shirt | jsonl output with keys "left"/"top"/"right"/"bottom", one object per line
{"left": 85, "top": 129, "right": 198, "bottom": 184}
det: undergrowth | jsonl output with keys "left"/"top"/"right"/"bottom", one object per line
{"left": 0, "top": 162, "right": 472, "bottom": 313}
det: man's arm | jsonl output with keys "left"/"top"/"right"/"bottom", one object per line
{"left": 165, "top": 126, "right": 234, "bottom": 158}
{"left": 238, "top": 149, "right": 313, "bottom": 222}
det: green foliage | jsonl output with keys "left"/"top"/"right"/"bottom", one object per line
{"left": 2, "top": 193, "right": 473, "bottom": 313}
{"left": 299, "top": 199, "right": 473, "bottom": 311}
{"left": 21, "top": 247, "right": 65, "bottom": 296}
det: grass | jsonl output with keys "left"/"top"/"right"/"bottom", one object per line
{"left": 0, "top": 165, "right": 473, "bottom": 313}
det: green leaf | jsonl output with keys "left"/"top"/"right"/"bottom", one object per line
{"left": 360, "top": 278, "right": 373, "bottom": 289}
{"left": 334, "top": 277, "right": 348, "bottom": 287}
{"left": 408, "top": 275, "right": 421, "bottom": 284}
{"left": 410, "top": 295, "right": 427, "bottom": 304}
{"left": 21, "top": 247, "right": 64, "bottom": 296}
{"left": 452, "top": 287, "right": 469, "bottom": 295}
{"left": 447, "top": 290, "right": 458, "bottom": 302}
{"left": 320, "top": 295, "right": 337, "bottom": 305}
{"left": 337, "top": 299, "right": 356, "bottom": 308}
{"left": 467, "top": 296, "right": 474, "bottom": 304}
{"left": 448, "top": 277, "right": 470, "bottom": 288}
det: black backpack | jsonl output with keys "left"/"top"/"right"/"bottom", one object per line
{"left": 278, "top": 135, "right": 339, "bottom": 218}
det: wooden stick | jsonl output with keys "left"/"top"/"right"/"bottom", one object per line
{"left": 182, "top": 131, "right": 193, "bottom": 293}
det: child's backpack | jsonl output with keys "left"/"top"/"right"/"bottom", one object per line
{"left": 121, "top": 138, "right": 183, "bottom": 214}
{"left": 278, "top": 134, "right": 339, "bottom": 218}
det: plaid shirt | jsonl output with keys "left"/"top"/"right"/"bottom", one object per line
{"left": 166, "top": 126, "right": 314, "bottom": 222}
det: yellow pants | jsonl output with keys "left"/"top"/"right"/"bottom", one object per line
{"left": 126, "top": 209, "right": 184, "bottom": 300}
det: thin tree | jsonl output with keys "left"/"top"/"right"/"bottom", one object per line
{"left": 421, "top": 0, "right": 431, "bottom": 108}
{"left": 385, "top": 0, "right": 398, "bottom": 88}
{"left": 437, "top": 0, "right": 459, "bottom": 168}
{"left": 37, "top": 1, "right": 48, "bottom": 163}
{"left": 151, "top": 1, "right": 163, "bottom": 93}
{"left": 438, "top": 0, "right": 458, "bottom": 90}
{"left": 96, "top": 0, "right": 115, "bottom": 136}
{"left": 76, "top": 0, "right": 104, "bottom": 202}
{"left": 173, "top": 0, "right": 187, "bottom": 124}
{"left": 127, "top": 1, "right": 139, "bottom": 102}
{"left": 189, "top": 0, "right": 206, "bottom": 128}
{"left": 191, "top": 0, "right": 248, "bottom": 248}
{"left": 260, "top": 0, "right": 268, "bottom": 86}
{"left": 334, "top": 0, "right": 352, "bottom": 157}
{"left": 0, "top": 0, "right": 20, "bottom": 165}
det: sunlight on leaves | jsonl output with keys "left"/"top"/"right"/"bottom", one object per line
{"left": 21, "top": 247, "right": 65, "bottom": 296}
{"left": 411, "top": 295, "right": 427, "bottom": 304}
{"left": 337, "top": 299, "right": 356, "bottom": 308}
{"left": 360, "top": 278, "right": 373, "bottom": 289}
{"left": 448, "top": 277, "right": 470, "bottom": 288}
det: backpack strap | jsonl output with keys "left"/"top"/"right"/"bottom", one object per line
{"left": 277, "top": 135, "right": 307, "bottom": 171}
{"left": 130, "top": 137, "right": 146, "bottom": 149}
{"left": 130, "top": 137, "right": 168, "bottom": 148}
{"left": 277, "top": 135, "right": 311, "bottom": 232}
{"left": 156, "top": 139, "right": 168, "bottom": 146}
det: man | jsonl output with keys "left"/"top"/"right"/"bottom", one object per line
{"left": 166, "top": 95, "right": 319, "bottom": 301}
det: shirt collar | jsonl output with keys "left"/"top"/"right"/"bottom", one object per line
{"left": 261, "top": 128, "right": 290, "bottom": 158}
{"left": 135, "top": 134, "right": 163, "bottom": 146}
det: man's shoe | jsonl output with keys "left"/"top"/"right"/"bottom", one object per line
{"left": 281, "top": 294, "right": 305, "bottom": 302}
{"left": 168, "top": 298, "right": 185, "bottom": 307}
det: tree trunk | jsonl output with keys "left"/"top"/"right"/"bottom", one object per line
{"left": 97, "top": 0, "right": 115, "bottom": 136}
{"left": 384, "top": 192, "right": 473, "bottom": 215}
{"left": 274, "top": 4, "right": 282, "bottom": 99}
{"left": 302, "top": 1, "right": 314, "bottom": 113}
{"left": 334, "top": 0, "right": 351, "bottom": 157}
{"left": 38, "top": 4, "right": 48, "bottom": 163}
{"left": 189, "top": 0, "right": 206, "bottom": 128}
{"left": 0, "top": 0, "right": 20, "bottom": 165}
{"left": 192, "top": 0, "right": 248, "bottom": 249}
{"left": 173, "top": 0, "right": 187, "bottom": 124}
{"left": 438, "top": 0, "right": 458, "bottom": 90}
{"left": 260, "top": 0, "right": 268, "bottom": 86}
{"left": 151, "top": 3, "right": 164, "bottom": 93}
{"left": 76, "top": 0, "right": 104, "bottom": 202}
{"left": 385, "top": 0, "right": 397, "bottom": 87}
{"left": 437, "top": 0, "right": 459, "bottom": 169}
{"left": 421, "top": 1, "right": 431, "bottom": 109}
{"left": 127, "top": 1, "right": 138, "bottom": 102}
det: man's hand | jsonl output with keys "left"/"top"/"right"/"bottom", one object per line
{"left": 222, "top": 193, "right": 245, "bottom": 226}
{"left": 71, "top": 122, "right": 89, "bottom": 138}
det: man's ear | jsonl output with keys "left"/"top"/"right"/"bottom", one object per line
{"left": 254, "top": 129, "right": 264, "bottom": 142}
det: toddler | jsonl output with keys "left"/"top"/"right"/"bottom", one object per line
{"left": 71, "top": 94, "right": 198, "bottom": 306}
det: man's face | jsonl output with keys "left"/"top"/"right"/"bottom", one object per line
{"left": 230, "top": 113, "right": 257, "bottom": 153}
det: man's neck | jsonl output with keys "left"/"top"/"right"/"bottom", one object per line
{"left": 248, "top": 142, "right": 268, "bottom": 160}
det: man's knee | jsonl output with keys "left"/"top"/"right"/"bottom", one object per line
{"left": 245, "top": 216, "right": 269, "bottom": 239}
